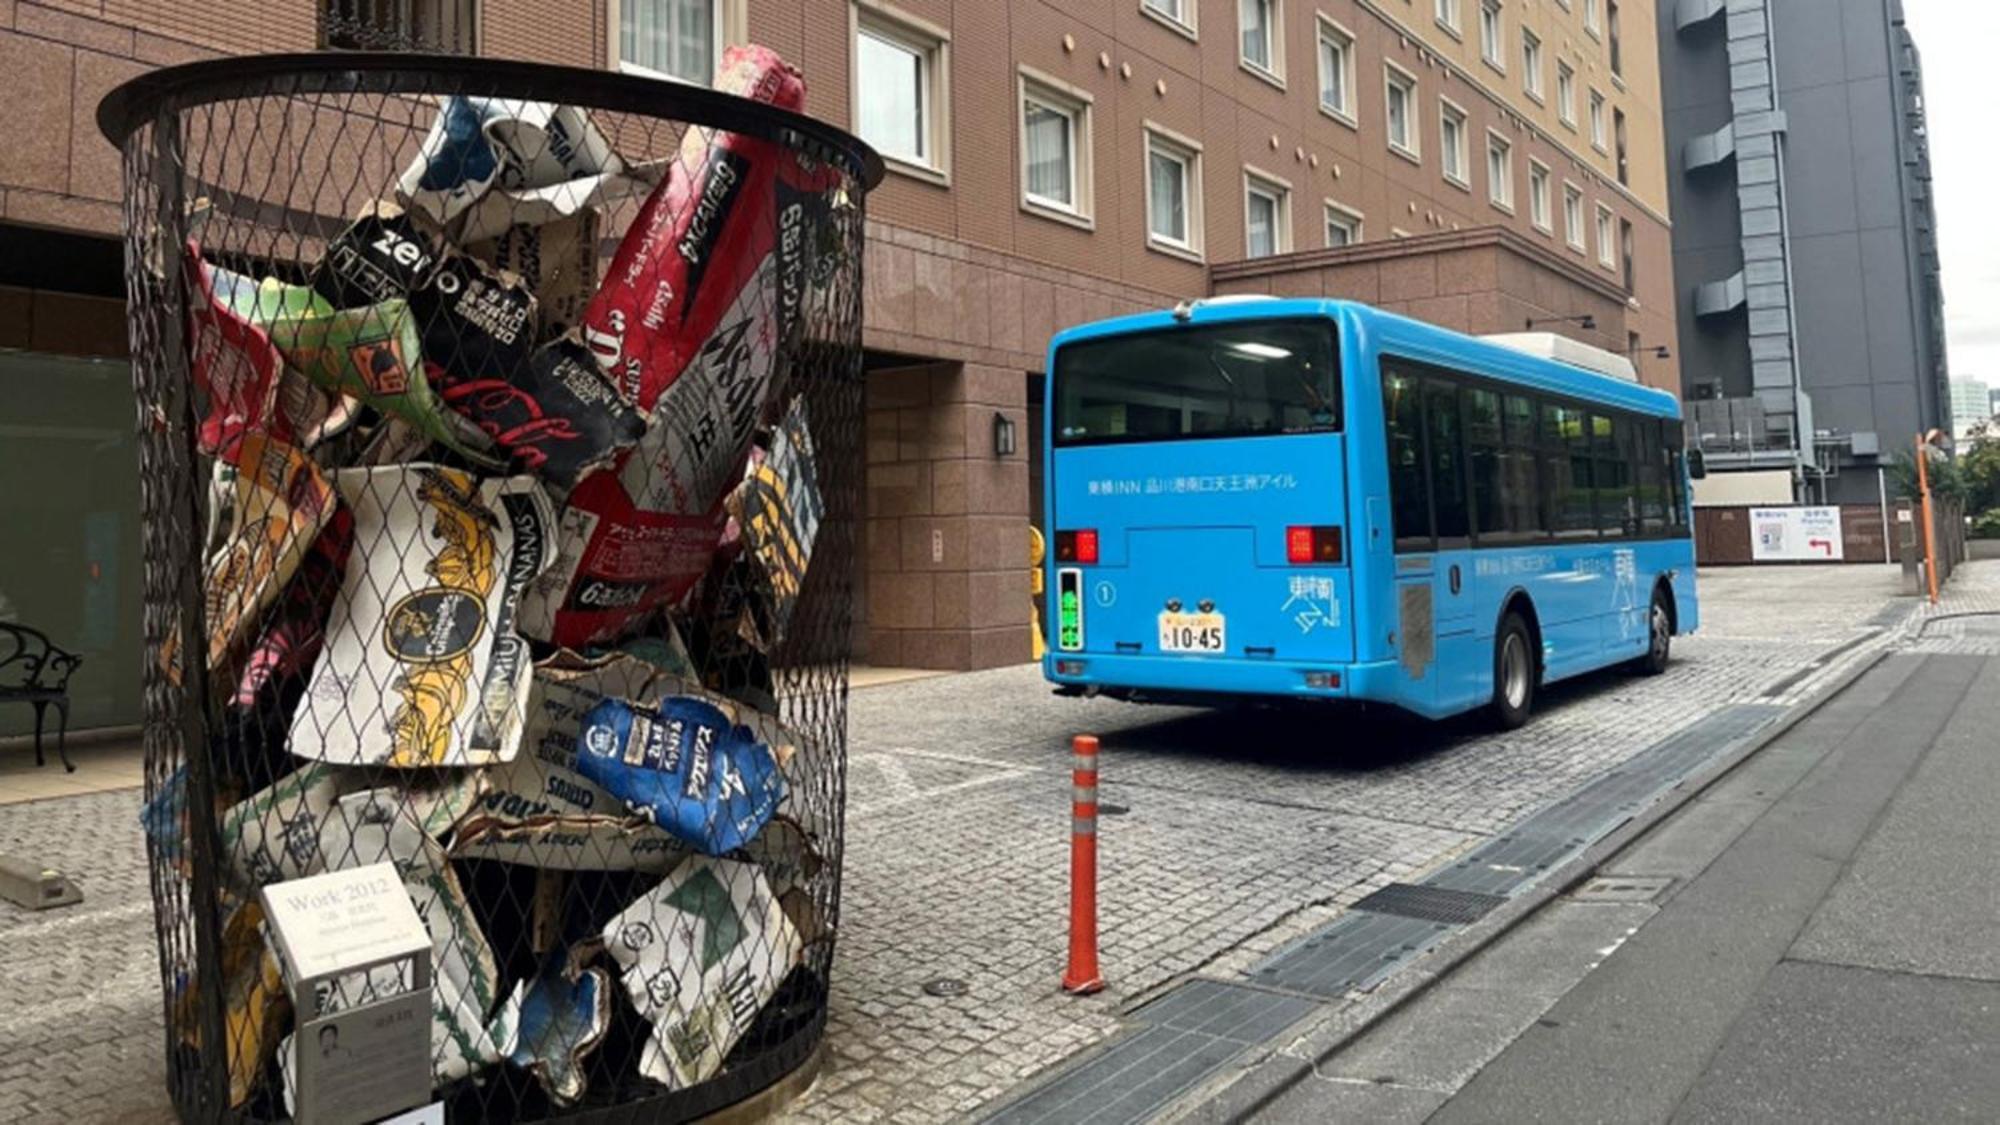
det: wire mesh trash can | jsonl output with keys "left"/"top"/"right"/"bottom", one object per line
{"left": 98, "top": 50, "right": 881, "bottom": 1123}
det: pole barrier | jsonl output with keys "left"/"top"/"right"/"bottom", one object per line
{"left": 1062, "top": 734, "right": 1104, "bottom": 995}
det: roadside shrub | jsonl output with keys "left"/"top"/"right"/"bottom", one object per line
{"left": 1971, "top": 509, "right": 2000, "bottom": 540}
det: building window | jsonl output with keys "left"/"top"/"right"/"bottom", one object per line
{"left": 1244, "top": 170, "right": 1291, "bottom": 258}
{"left": 1557, "top": 62, "right": 1576, "bottom": 127}
{"left": 1584, "top": 0, "right": 1601, "bottom": 37}
{"left": 1317, "top": 18, "right": 1355, "bottom": 121}
{"left": 1480, "top": 1, "right": 1504, "bottom": 69}
{"left": 1385, "top": 64, "right": 1419, "bottom": 159}
{"left": 1521, "top": 29, "right": 1543, "bottom": 100}
{"left": 1440, "top": 100, "right": 1470, "bottom": 188}
{"left": 1240, "top": 0, "right": 1281, "bottom": 79}
{"left": 1614, "top": 107, "right": 1629, "bottom": 185}
{"left": 1608, "top": 0, "right": 1622, "bottom": 75}
{"left": 1145, "top": 127, "right": 1204, "bottom": 257}
{"left": 612, "top": 0, "right": 725, "bottom": 82}
{"left": 1487, "top": 130, "right": 1514, "bottom": 211}
{"left": 1589, "top": 88, "right": 1607, "bottom": 151}
{"left": 1564, "top": 182, "right": 1585, "bottom": 250}
{"left": 1596, "top": 203, "right": 1616, "bottom": 268}
{"left": 1435, "top": 0, "right": 1461, "bottom": 35}
{"left": 322, "top": 0, "right": 476, "bottom": 52}
{"left": 1620, "top": 216, "right": 1635, "bottom": 290}
{"left": 1528, "top": 160, "right": 1552, "bottom": 232}
{"left": 1325, "top": 201, "right": 1363, "bottom": 246}
{"left": 1020, "top": 73, "right": 1092, "bottom": 223}
{"left": 855, "top": 7, "right": 948, "bottom": 177}
{"left": 1141, "top": 0, "right": 1194, "bottom": 34}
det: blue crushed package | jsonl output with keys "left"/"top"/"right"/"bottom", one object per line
{"left": 573, "top": 695, "right": 787, "bottom": 854}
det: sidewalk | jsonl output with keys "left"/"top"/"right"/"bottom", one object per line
{"left": 1225, "top": 598, "right": 2000, "bottom": 1121}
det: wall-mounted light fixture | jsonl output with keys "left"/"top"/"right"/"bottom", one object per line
{"left": 1626, "top": 343, "right": 1672, "bottom": 360}
{"left": 1525, "top": 313, "right": 1597, "bottom": 331}
{"left": 993, "top": 412, "right": 1017, "bottom": 457}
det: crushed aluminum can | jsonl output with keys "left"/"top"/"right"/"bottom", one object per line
{"left": 397, "top": 96, "right": 651, "bottom": 244}
{"left": 466, "top": 209, "right": 601, "bottom": 342}
{"left": 187, "top": 249, "right": 353, "bottom": 462}
{"left": 171, "top": 899, "right": 288, "bottom": 1109}
{"left": 572, "top": 694, "right": 787, "bottom": 856}
{"left": 600, "top": 855, "right": 803, "bottom": 1091}
{"left": 288, "top": 467, "right": 552, "bottom": 768}
{"left": 496, "top": 954, "right": 611, "bottom": 1107}
{"left": 274, "top": 789, "right": 514, "bottom": 1104}
{"left": 517, "top": 46, "right": 833, "bottom": 651}
{"left": 218, "top": 762, "right": 484, "bottom": 895}
{"left": 431, "top": 336, "right": 648, "bottom": 495}
{"left": 720, "top": 396, "right": 822, "bottom": 653}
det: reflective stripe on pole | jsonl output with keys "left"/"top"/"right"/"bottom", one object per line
{"left": 1062, "top": 734, "right": 1104, "bottom": 995}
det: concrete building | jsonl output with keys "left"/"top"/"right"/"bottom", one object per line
{"left": 1659, "top": 0, "right": 1947, "bottom": 504}
{"left": 1950, "top": 376, "right": 1991, "bottom": 442}
{"left": 0, "top": 0, "right": 1679, "bottom": 735}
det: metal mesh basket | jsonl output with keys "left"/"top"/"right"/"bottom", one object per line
{"left": 98, "top": 51, "right": 880, "bottom": 1123}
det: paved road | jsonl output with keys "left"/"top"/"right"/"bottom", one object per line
{"left": 0, "top": 565, "right": 1909, "bottom": 1122}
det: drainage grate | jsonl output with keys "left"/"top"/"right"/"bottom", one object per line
{"left": 1249, "top": 909, "right": 1452, "bottom": 999}
{"left": 1352, "top": 882, "right": 1507, "bottom": 925}
{"left": 978, "top": 980, "right": 1318, "bottom": 1125}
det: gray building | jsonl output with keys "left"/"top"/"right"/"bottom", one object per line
{"left": 1661, "top": 0, "right": 1947, "bottom": 503}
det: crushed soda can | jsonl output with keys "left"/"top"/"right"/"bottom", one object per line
{"left": 496, "top": 954, "right": 611, "bottom": 1107}
{"left": 289, "top": 467, "right": 552, "bottom": 768}
{"left": 466, "top": 209, "right": 600, "bottom": 342}
{"left": 573, "top": 693, "right": 787, "bottom": 856}
{"left": 274, "top": 789, "right": 514, "bottom": 1102}
{"left": 600, "top": 855, "right": 802, "bottom": 1090}
{"left": 719, "top": 396, "right": 822, "bottom": 653}
{"left": 171, "top": 899, "right": 288, "bottom": 1109}
{"left": 432, "top": 337, "right": 648, "bottom": 495}
{"left": 187, "top": 250, "right": 357, "bottom": 462}
{"left": 219, "top": 762, "right": 484, "bottom": 894}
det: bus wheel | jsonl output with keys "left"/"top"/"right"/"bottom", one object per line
{"left": 1490, "top": 612, "right": 1537, "bottom": 729}
{"left": 1633, "top": 588, "right": 1673, "bottom": 676}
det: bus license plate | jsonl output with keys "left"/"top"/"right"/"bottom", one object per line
{"left": 1158, "top": 612, "right": 1225, "bottom": 654}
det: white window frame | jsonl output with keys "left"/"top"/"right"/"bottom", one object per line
{"left": 1144, "top": 124, "right": 1205, "bottom": 261}
{"left": 610, "top": 0, "right": 738, "bottom": 86}
{"left": 852, "top": 2, "right": 952, "bottom": 183}
{"left": 1243, "top": 167, "right": 1293, "bottom": 258}
{"left": 1596, "top": 202, "right": 1617, "bottom": 269}
{"left": 1439, "top": 97, "right": 1470, "bottom": 189}
{"left": 1589, "top": 88, "right": 1607, "bottom": 152}
{"left": 1521, "top": 28, "right": 1543, "bottom": 101}
{"left": 1563, "top": 180, "right": 1586, "bottom": 251}
{"left": 1584, "top": 0, "right": 1601, "bottom": 38}
{"left": 1018, "top": 68, "right": 1094, "bottom": 227}
{"left": 1557, "top": 61, "right": 1577, "bottom": 128}
{"left": 1479, "top": 0, "right": 1505, "bottom": 71}
{"left": 1316, "top": 15, "right": 1357, "bottom": 126}
{"left": 1435, "top": 0, "right": 1462, "bottom": 36}
{"left": 1324, "top": 200, "right": 1364, "bottom": 247}
{"left": 1486, "top": 128, "right": 1514, "bottom": 212}
{"left": 1238, "top": 0, "right": 1285, "bottom": 85}
{"left": 1384, "top": 62, "right": 1421, "bottom": 162}
{"left": 1139, "top": 0, "right": 1197, "bottom": 38}
{"left": 1528, "top": 158, "right": 1552, "bottom": 233}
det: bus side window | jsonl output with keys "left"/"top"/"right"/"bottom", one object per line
{"left": 1503, "top": 393, "right": 1547, "bottom": 541}
{"left": 1637, "top": 421, "right": 1666, "bottom": 533}
{"left": 1549, "top": 404, "right": 1596, "bottom": 539}
{"left": 1426, "top": 378, "right": 1471, "bottom": 546}
{"left": 1384, "top": 369, "right": 1434, "bottom": 552}
{"left": 1598, "top": 414, "right": 1636, "bottom": 539}
{"left": 1665, "top": 419, "right": 1690, "bottom": 534}
{"left": 1466, "top": 386, "right": 1505, "bottom": 544}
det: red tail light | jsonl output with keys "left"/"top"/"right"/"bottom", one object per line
{"left": 1055, "top": 529, "right": 1100, "bottom": 564}
{"left": 1286, "top": 525, "right": 1343, "bottom": 564}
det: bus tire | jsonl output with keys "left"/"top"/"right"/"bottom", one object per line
{"left": 1632, "top": 586, "right": 1673, "bottom": 676}
{"left": 1490, "top": 612, "right": 1537, "bottom": 729}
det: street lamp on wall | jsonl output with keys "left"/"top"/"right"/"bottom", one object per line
{"left": 993, "top": 412, "right": 1017, "bottom": 457}
{"left": 1525, "top": 313, "right": 1597, "bottom": 331}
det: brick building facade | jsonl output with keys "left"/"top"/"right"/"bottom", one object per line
{"left": 0, "top": 0, "right": 1678, "bottom": 724}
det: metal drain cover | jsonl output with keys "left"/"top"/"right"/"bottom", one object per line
{"left": 1570, "top": 875, "right": 1672, "bottom": 903}
{"left": 922, "top": 977, "right": 969, "bottom": 997}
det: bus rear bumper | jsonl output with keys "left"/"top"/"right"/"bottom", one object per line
{"left": 1042, "top": 653, "right": 1406, "bottom": 704}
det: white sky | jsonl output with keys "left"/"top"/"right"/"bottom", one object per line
{"left": 1903, "top": 1, "right": 1996, "bottom": 386}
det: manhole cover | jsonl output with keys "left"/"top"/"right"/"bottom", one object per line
{"left": 922, "top": 978, "right": 969, "bottom": 998}
{"left": 1571, "top": 875, "right": 1672, "bottom": 903}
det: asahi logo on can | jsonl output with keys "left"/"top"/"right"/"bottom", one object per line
{"left": 382, "top": 587, "right": 485, "bottom": 662}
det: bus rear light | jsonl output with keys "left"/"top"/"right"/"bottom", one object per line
{"left": 1286, "top": 525, "right": 1343, "bottom": 564}
{"left": 1055, "top": 529, "right": 1100, "bottom": 564}
{"left": 1304, "top": 671, "right": 1342, "bottom": 689}
{"left": 1056, "top": 660, "right": 1086, "bottom": 676}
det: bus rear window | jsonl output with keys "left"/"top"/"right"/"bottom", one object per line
{"left": 1053, "top": 319, "right": 1340, "bottom": 445}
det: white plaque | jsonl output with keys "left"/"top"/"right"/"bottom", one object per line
{"left": 261, "top": 862, "right": 431, "bottom": 983}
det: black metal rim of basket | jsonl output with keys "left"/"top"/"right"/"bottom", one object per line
{"left": 96, "top": 51, "right": 887, "bottom": 192}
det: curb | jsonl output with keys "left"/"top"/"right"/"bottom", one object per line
{"left": 1170, "top": 639, "right": 1895, "bottom": 1125}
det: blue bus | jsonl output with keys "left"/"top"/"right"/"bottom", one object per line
{"left": 1040, "top": 297, "right": 1699, "bottom": 727}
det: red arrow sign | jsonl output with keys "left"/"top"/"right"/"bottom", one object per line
{"left": 1808, "top": 537, "right": 1835, "bottom": 556}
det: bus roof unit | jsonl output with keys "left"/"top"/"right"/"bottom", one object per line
{"left": 1479, "top": 332, "right": 1638, "bottom": 384}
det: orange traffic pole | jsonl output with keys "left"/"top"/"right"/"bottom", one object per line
{"left": 1917, "top": 434, "right": 1940, "bottom": 606}
{"left": 1062, "top": 734, "right": 1105, "bottom": 995}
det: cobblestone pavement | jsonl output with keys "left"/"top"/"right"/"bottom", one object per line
{"left": 0, "top": 564, "right": 1946, "bottom": 1123}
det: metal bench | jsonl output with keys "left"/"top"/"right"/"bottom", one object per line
{"left": 0, "top": 623, "right": 81, "bottom": 772}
